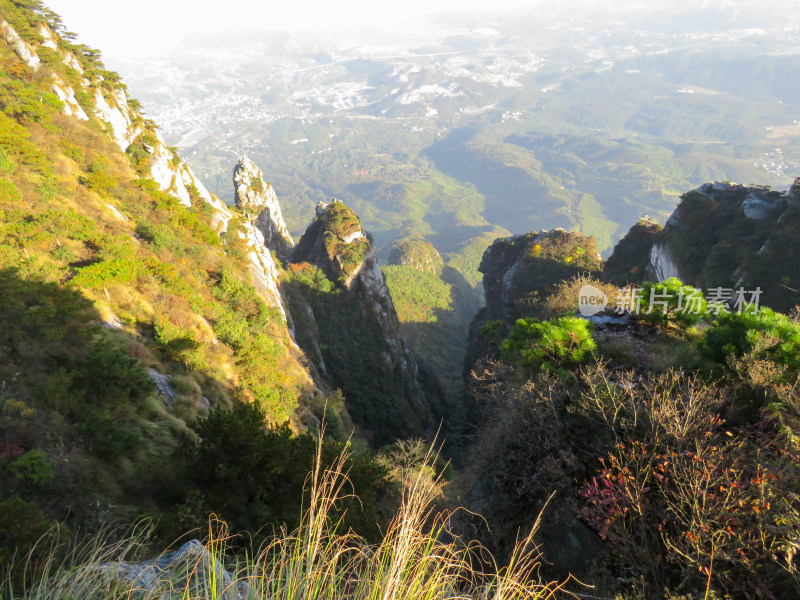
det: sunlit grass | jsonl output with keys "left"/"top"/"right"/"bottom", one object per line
{"left": 4, "top": 436, "right": 568, "bottom": 600}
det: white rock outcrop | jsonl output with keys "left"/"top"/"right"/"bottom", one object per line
{"left": 233, "top": 157, "right": 294, "bottom": 257}
{"left": 93, "top": 88, "right": 141, "bottom": 151}
{"left": 147, "top": 133, "right": 192, "bottom": 206}
{"left": 52, "top": 77, "right": 88, "bottom": 120}
{"left": 242, "top": 224, "right": 288, "bottom": 317}
{"left": 62, "top": 50, "right": 83, "bottom": 74}
{"left": 649, "top": 242, "right": 682, "bottom": 281}
{"left": 1, "top": 20, "right": 39, "bottom": 68}
{"left": 38, "top": 25, "right": 57, "bottom": 50}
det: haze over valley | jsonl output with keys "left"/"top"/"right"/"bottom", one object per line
{"left": 6, "top": 1, "right": 800, "bottom": 596}
{"left": 95, "top": 0, "right": 800, "bottom": 274}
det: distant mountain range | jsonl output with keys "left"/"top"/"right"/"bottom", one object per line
{"left": 111, "top": 3, "right": 799, "bottom": 284}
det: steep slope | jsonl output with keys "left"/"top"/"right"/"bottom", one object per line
{"left": 233, "top": 156, "right": 294, "bottom": 259}
{"left": 285, "top": 201, "right": 440, "bottom": 445}
{"left": 0, "top": 0, "right": 330, "bottom": 559}
{"left": 383, "top": 237, "right": 481, "bottom": 401}
{"left": 465, "top": 229, "right": 603, "bottom": 374}
{"left": 457, "top": 203, "right": 800, "bottom": 597}
{"left": 606, "top": 180, "right": 800, "bottom": 311}
{"left": 602, "top": 215, "right": 663, "bottom": 285}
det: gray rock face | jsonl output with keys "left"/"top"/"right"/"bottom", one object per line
{"left": 293, "top": 203, "right": 410, "bottom": 369}
{"left": 289, "top": 200, "right": 435, "bottom": 442}
{"left": 648, "top": 242, "right": 681, "bottom": 282}
{"left": 234, "top": 157, "right": 294, "bottom": 258}
{"left": 357, "top": 250, "right": 413, "bottom": 373}
{"left": 741, "top": 192, "right": 787, "bottom": 220}
{"left": 478, "top": 229, "right": 603, "bottom": 316}
{"left": 603, "top": 216, "right": 663, "bottom": 285}
{"left": 147, "top": 368, "right": 177, "bottom": 407}
{"left": 97, "top": 540, "right": 248, "bottom": 599}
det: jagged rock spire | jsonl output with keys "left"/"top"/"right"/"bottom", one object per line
{"left": 291, "top": 200, "right": 435, "bottom": 443}
{"left": 233, "top": 157, "right": 294, "bottom": 258}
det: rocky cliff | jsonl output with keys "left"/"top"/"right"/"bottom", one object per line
{"left": 233, "top": 156, "right": 294, "bottom": 259}
{"left": 464, "top": 229, "right": 603, "bottom": 373}
{"left": 0, "top": 1, "right": 330, "bottom": 560}
{"left": 0, "top": 4, "right": 443, "bottom": 449}
{"left": 606, "top": 180, "right": 800, "bottom": 311}
{"left": 0, "top": 13, "right": 291, "bottom": 317}
{"left": 287, "top": 200, "right": 438, "bottom": 445}
{"left": 602, "top": 216, "right": 663, "bottom": 285}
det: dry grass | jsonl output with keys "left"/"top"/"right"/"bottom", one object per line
{"left": 5, "top": 436, "right": 569, "bottom": 600}
{"left": 542, "top": 275, "right": 618, "bottom": 319}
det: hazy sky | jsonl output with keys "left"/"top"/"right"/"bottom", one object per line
{"left": 45, "top": 0, "right": 540, "bottom": 59}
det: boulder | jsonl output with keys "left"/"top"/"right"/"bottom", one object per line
{"left": 97, "top": 540, "right": 248, "bottom": 599}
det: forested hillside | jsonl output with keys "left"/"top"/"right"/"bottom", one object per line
{"left": 0, "top": 0, "right": 393, "bottom": 565}
{"left": 457, "top": 197, "right": 800, "bottom": 598}
{"left": 3, "top": 2, "right": 800, "bottom": 599}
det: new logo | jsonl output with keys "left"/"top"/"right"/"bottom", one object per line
{"left": 578, "top": 285, "right": 608, "bottom": 316}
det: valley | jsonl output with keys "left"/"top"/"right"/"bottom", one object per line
{"left": 3, "top": 1, "right": 800, "bottom": 598}
{"left": 113, "top": 2, "right": 800, "bottom": 271}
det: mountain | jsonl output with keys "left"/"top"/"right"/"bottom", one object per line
{"left": 285, "top": 199, "right": 443, "bottom": 445}
{"left": 112, "top": 3, "right": 800, "bottom": 279}
{"left": 232, "top": 156, "right": 294, "bottom": 259}
{"left": 0, "top": 0, "right": 430, "bottom": 561}
{"left": 456, "top": 196, "right": 800, "bottom": 597}
{"left": 5, "top": 2, "right": 800, "bottom": 598}
{"left": 605, "top": 178, "right": 800, "bottom": 311}
{"left": 464, "top": 228, "right": 603, "bottom": 377}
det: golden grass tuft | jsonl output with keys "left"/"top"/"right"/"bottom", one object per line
{"left": 5, "top": 436, "right": 569, "bottom": 600}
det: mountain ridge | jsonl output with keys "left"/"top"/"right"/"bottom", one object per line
{"left": 4, "top": 3, "right": 800, "bottom": 598}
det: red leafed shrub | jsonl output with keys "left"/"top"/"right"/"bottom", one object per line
{"left": 575, "top": 370, "right": 800, "bottom": 597}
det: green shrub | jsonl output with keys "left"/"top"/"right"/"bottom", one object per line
{"left": 80, "top": 166, "right": 117, "bottom": 196}
{"left": 42, "top": 208, "right": 100, "bottom": 242}
{"left": 213, "top": 269, "right": 272, "bottom": 326}
{"left": 136, "top": 223, "right": 184, "bottom": 254}
{"left": 637, "top": 278, "right": 708, "bottom": 329}
{"left": 154, "top": 319, "right": 201, "bottom": 365}
{"left": 286, "top": 262, "right": 334, "bottom": 292}
{"left": 8, "top": 449, "right": 54, "bottom": 486}
{"left": 502, "top": 316, "right": 596, "bottom": 375}
{"left": 0, "top": 79, "right": 62, "bottom": 123}
{"left": 0, "top": 147, "right": 14, "bottom": 173}
{"left": 0, "top": 177, "right": 21, "bottom": 202}
{"left": 0, "top": 112, "right": 49, "bottom": 170}
{"left": 74, "top": 407, "right": 143, "bottom": 460}
{"left": 479, "top": 319, "right": 508, "bottom": 344}
{"left": 72, "top": 340, "right": 154, "bottom": 406}
{"left": 212, "top": 312, "right": 249, "bottom": 349}
{"left": 50, "top": 244, "right": 75, "bottom": 263}
{"left": 69, "top": 258, "right": 140, "bottom": 288}
{"left": 702, "top": 307, "right": 800, "bottom": 377}
{"left": 125, "top": 140, "right": 152, "bottom": 174}
{"left": 167, "top": 402, "right": 389, "bottom": 545}
{"left": 0, "top": 497, "right": 56, "bottom": 569}
{"left": 171, "top": 208, "right": 220, "bottom": 247}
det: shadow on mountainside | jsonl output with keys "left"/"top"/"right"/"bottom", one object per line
{"left": 0, "top": 268, "right": 389, "bottom": 579}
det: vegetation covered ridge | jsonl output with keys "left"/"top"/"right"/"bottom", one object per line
{"left": 0, "top": 0, "right": 353, "bottom": 568}
{"left": 460, "top": 235, "right": 800, "bottom": 598}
